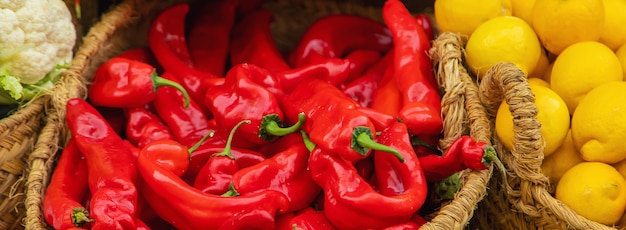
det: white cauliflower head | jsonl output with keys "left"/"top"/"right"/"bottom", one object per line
{"left": 0, "top": 0, "right": 76, "bottom": 85}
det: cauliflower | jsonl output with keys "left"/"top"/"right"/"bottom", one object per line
{"left": 0, "top": 0, "right": 76, "bottom": 104}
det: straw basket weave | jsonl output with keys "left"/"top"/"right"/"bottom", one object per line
{"left": 24, "top": 0, "right": 497, "bottom": 229}
{"left": 424, "top": 29, "right": 620, "bottom": 229}
{"left": 0, "top": 1, "right": 100, "bottom": 229}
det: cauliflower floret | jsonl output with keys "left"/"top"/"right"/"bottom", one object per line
{"left": 0, "top": 0, "right": 75, "bottom": 85}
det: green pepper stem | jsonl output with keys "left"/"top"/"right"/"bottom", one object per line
{"left": 152, "top": 71, "right": 191, "bottom": 108}
{"left": 481, "top": 145, "right": 497, "bottom": 167}
{"left": 213, "top": 120, "right": 251, "bottom": 159}
{"left": 264, "top": 112, "right": 306, "bottom": 137}
{"left": 187, "top": 130, "right": 215, "bottom": 155}
{"left": 356, "top": 133, "right": 405, "bottom": 163}
{"left": 300, "top": 130, "right": 316, "bottom": 152}
{"left": 71, "top": 207, "right": 94, "bottom": 227}
{"left": 221, "top": 183, "right": 241, "bottom": 197}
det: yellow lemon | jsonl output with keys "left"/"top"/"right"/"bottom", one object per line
{"left": 571, "top": 82, "right": 626, "bottom": 164}
{"left": 529, "top": 48, "right": 549, "bottom": 79}
{"left": 527, "top": 77, "right": 550, "bottom": 88}
{"left": 495, "top": 83, "right": 570, "bottom": 156}
{"left": 556, "top": 162, "right": 626, "bottom": 225}
{"left": 550, "top": 41, "right": 623, "bottom": 114}
{"left": 510, "top": 0, "right": 536, "bottom": 25}
{"left": 617, "top": 44, "right": 626, "bottom": 80}
{"left": 531, "top": 0, "right": 605, "bottom": 55}
{"left": 434, "top": 0, "right": 511, "bottom": 37}
{"left": 541, "top": 130, "right": 584, "bottom": 186}
{"left": 465, "top": 16, "right": 542, "bottom": 78}
{"left": 599, "top": 0, "right": 626, "bottom": 51}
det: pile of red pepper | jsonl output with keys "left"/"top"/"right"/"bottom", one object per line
{"left": 42, "top": 0, "right": 496, "bottom": 229}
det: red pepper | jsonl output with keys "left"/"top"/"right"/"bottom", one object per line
{"left": 288, "top": 14, "right": 393, "bottom": 68}
{"left": 357, "top": 107, "right": 396, "bottom": 131}
{"left": 383, "top": 0, "right": 443, "bottom": 136}
{"left": 277, "top": 58, "right": 352, "bottom": 94}
{"left": 283, "top": 79, "right": 402, "bottom": 162}
{"left": 65, "top": 98, "right": 140, "bottom": 229}
{"left": 343, "top": 50, "right": 394, "bottom": 108}
{"left": 148, "top": 3, "right": 219, "bottom": 110}
{"left": 124, "top": 104, "right": 174, "bottom": 148}
{"left": 153, "top": 72, "right": 214, "bottom": 148}
{"left": 230, "top": 8, "right": 291, "bottom": 74}
{"left": 205, "top": 64, "right": 305, "bottom": 149}
{"left": 342, "top": 49, "right": 382, "bottom": 85}
{"left": 115, "top": 47, "right": 161, "bottom": 72}
{"left": 186, "top": 1, "right": 236, "bottom": 76}
{"left": 255, "top": 130, "right": 309, "bottom": 158}
{"left": 308, "top": 122, "right": 427, "bottom": 229}
{"left": 418, "top": 135, "right": 496, "bottom": 182}
{"left": 415, "top": 14, "right": 435, "bottom": 41}
{"left": 43, "top": 139, "right": 92, "bottom": 229}
{"left": 275, "top": 207, "right": 335, "bottom": 230}
{"left": 370, "top": 60, "right": 403, "bottom": 117}
{"left": 137, "top": 139, "right": 289, "bottom": 229}
{"left": 193, "top": 120, "right": 266, "bottom": 194}
{"left": 88, "top": 57, "right": 190, "bottom": 108}
{"left": 227, "top": 132, "right": 321, "bottom": 212}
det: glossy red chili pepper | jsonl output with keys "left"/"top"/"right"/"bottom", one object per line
{"left": 275, "top": 207, "right": 335, "bottom": 230}
{"left": 342, "top": 49, "right": 382, "bottom": 86}
{"left": 193, "top": 120, "right": 266, "bottom": 194}
{"left": 115, "top": 47, "right": 161, "bottom": 71}
{"left": 153, "top": 72, "right": 214, "bottom": 148}
{"left": 148, "top": 3, "right": 218, "bottom": 110}
{"left": 383, "top": 0, "right": 442, "bottom": 136}
{"left": 124, "top": 104, "right": 174, "bottom": 149}
{"left": 227, "top": 133, "right": 321, "bottom": 212}
{"left": 283, "top": 79, "right": 402, "bottom": 163}
{"left": 43, "top": 139, "right": 92, "bottom": 229}
{"left": 137, "top": 139, "right": 289, "bottom": 229}
{"left": 66, "top": 98, "right": 140, "bottom": 230}
{"left": 288, "top": 14, "right": 393, "bottom": 68}
{"left": 186, "top": 1, "right": 236, "bottom": 76}
{"left": 277, "top": 58, "right": 352, "bottom": 93}
{"left": 415, "top": 14, "right": 434, "bottom": 41}
{"left": 308, "top": 131, "right": 426, "bottom": 230}
{"left": 374, "top": 121, "right": 427, "bottom": 200}
{"left": 357, "top": 107, "right": 396, "bottom": 131}
{"left": 343, "top": 50, "right": 394, "bottom": 108}
{"left": 418, "top": 135, "right": 496, "bottom": 182}
{"left": 205, "top": 64, "right": 305, "bottom": 149}
{"left": 230, "top": 8, "right": 291, "bottom": 74}
{"left": 255, "top": 131, "right": 308, "bottom": 158}
{"left": 88, "top": 57, "right": 190, "bottom": 109}
{"left": 370, "top": 61, "right": 403, "bottom": 117}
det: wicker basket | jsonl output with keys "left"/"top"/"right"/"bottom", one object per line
{"left": 426, "top": 29, "right": 621, "bottom": 229}
{"left": 0, "top": 1, "right": 101, "bottom": 229}
{"left": 24, "top": 0, "right": 497, "bottom": 229}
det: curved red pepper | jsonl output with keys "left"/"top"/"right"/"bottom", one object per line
{"left": 137, "top": 138, "right": 289, "bottom": 230}
{"left": 193, "top": 120, "right": 266, "bottom": 194}
{"left": 124, "top": 104, "right": 174, "bottom": 149}
{"left": 88, "top": 57, "right": 190, "bottom": 109}
{"left": 284, "top": 79, "right": 402, "bottom": 162}
{"left": 230, "top": 8, "right": 291, "bottom": 74}
{"left": 383, "top": 0, "right": 443, "bottom": 136}
{"left": 342, "top": 49, "right": 382, "bottom": 85}
{"left": 308, "top": 143, "right": 425, "bottom": 229}
{"left": 276, "top": 58, "right": 352, "bottom": 94}
{"left": 205, "top": 64, "right": 305, "bottom": 149}
{"left": 227, "top": 133, "right": 321, "bottom": 212}
{"left": 153, "top": 72, "right": 214, "bottom": 148}
{"left": 288, "top": 14, "right": 393, "bottom": 67}
{"left": 370, "top": 60, "right": 403, "bottom": 117}
{"left": 148, "top": 3, "right": 218, "bottom": 111}
{"left": 187, "top": 1, "right": 236, "bottom": 76}
{"left": 415, "top": 14, "right": 435, "bottom": 41}
{"left": 115, "top": 47, "right": 161, "bottom": 72}
{"left": 275, "top": 207, "right": 335, "bottom": 230}
{"left": 418, "top": 135, "right": 496, "bottom": 182}
{"left": 343, "top": 50, "right": 394, "bottom": 108}
{"left": 66, "top": 98, "right": 140, "bottom": 230}
{"left": 43, "top": 139, "right": 92, "bottom": 229}
{"left": 183, "top": 142, "right": 265, "bottom": 185}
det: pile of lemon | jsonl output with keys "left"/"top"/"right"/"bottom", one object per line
{"left": 435, "top": 0, "right": 626, "bottom": 226}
